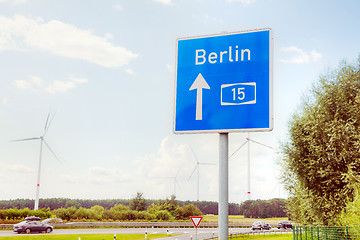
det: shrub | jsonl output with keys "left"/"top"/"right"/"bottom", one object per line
{"left": 155, "top": 210, "right": 173, "bottom": 221}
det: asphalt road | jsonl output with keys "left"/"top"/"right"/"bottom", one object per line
{"left": 0, "top": 227, "right": 253, "bottom": 238}
{"left": 0, "top": 227, "right": 292, "bottom": 238}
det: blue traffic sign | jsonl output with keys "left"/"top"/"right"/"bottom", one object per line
{"left": 174, "top": 29, "right": 273, "bottom": 133}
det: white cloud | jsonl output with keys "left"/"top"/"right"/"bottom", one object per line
{"left": 226, "top": 0, "right": 255, "bottom": 5}
{"left": 7, "top": 164, "right": 33, "bottom": 174}
{"left": 134, "top": 137, "right": 190, "bottom": 178}
{"left": 113, "top": 155, "right": 122, "bottom": 162}
{"left": 0, "top": 0, "right": 27, "bottom": 4}
{"left": 125, "top": 68, "right": 135, "bottom": 75}
{"left": 166, "top": 64, "right": 174, "bottom": 73}
{"left": 280, "top": 46, "right": 322, "bottom": 64}
{"left": 88, "top": 166, "right": 131, "bottom": 185}
{"left": 2, "top": 97, "right": 9, "bottom": 105}
{"left": 61, "top": 174, "right": 79, "bottom": 184}
{"left": 113, "top": 4, "right": 123, "bottom": 11}
{"left": 0, "top": 15, "right": 138, "bottom": 68}
{"left": 132, "top": 137, "right": 218, "bottom": 200}
{"left": 88, "top": 166, "right": 113, "bottom": 176}
{"left": 69, "top": 76, "right": 88, "bottom": 84}
{"left": 15, "top": 75, "right": 88, "bottom": 94}
{"left": 202, "top": 14, "right": 224, "bottom": 24}
{"left": 154, "top": 0, "right": 172, "bottom": 5}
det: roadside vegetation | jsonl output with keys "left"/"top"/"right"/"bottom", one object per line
{"left": 280, "top": 57, "right": 360, "bottom": 225}
{"left": 233, "top": 233, "right": 292, "bottom": 240}
{"left": 0, "top": 194, "right": 202, "bottom": 223}
{"left": 0, "top": 193, "right": 288, "bottom": 224}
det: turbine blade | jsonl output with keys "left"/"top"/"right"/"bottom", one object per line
{"left": 189, "top": 146, "right": 200, "bottom": 164}
{"left": 199, "top": 162, "right": 216, "bottom": 165}
{"left": 44, "top": 112, "right": 50, "bottom": 131}
{"left": 10, "top": 137, "right": 40, "bottom": 142}
{"left": 189, "top": 165, "right": 198, "bottom": 180}
{"left": 247, "top": 138, "right": 276, "bottom": 150}
{"left": 229, "top": 140, "right": 248, "bottom": 159}
{"left": 43, "top": 139, "right": 61, "bottom": 163}
{"left": 43, "top": 111, "right": 56, "bottom": 137}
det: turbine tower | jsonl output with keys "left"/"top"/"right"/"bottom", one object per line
{"left": 189, "top": 147, "right": 215, "bottom": 201}
{"left": 158, "top": 168, "right": 181, "bottom": 197}
{"left": 229, "top": 133, "right": 275, "bottom": 200}
{"left": 11, "top": 113, "right": 60, "bottom": 210}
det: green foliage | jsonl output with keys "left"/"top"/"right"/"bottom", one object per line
{"left": 181, "top": 204, "right": 203, "bottom": 218}
{"left": 0, "top": 207, "right": 52, "bottom": 220}
{"left": 111, "top": 203, "right": 130, "bottom": 212}
{"left": 280, "top": 57, "right": 360, "bottom": 225}
{"left": 336, "top": 172, "right": 360, "bottom": 226}
{"left": 129, "top": 192, "right": 147, "bottom": 211}
{"left": 239, "top": 199, "right": 288, "bottom": 218}
{"left": 154, "top": 210, "right": 174, "bottom": 221}
{"left": 0, "top": 198, "right": 242, "bottom": 215}
{"left": 147, "top": 196, "right": 203, "bottom": 220}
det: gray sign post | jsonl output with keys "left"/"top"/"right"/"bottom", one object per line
{"left": 219, "top": 133, "right": 229, "bottom": 240}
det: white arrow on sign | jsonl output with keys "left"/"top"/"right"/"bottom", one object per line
{"left": 189, "top": 73, "right": 210, "bottom": 120}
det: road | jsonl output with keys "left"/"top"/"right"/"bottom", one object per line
{"left": 0, "top": 227, "right": 291, "bottom": 238}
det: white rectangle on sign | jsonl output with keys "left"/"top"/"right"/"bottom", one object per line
{"left": 221, "top": 82, "right": 256, "bottom": 105}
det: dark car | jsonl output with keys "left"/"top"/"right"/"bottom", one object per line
{"left": 277, "top": 220, "right": 293, "bottom": 229}
{"left": 13, "top": 220, "right": 53, "bottom": 234}
{"left": 252, "top": 221, "right": 271, "bottom": 230}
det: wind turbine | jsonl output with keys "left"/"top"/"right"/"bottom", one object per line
{"left": 189, "top": 147, "right": 216, "bottom": 201}
{"left": 158, "top": 168, "right": 181, "bottom": 197}
{"left": 229, "top": 133, "right": 276, "bottom": 201}
{"left": 11, "top": 113, "right": 60, "bottom": 210}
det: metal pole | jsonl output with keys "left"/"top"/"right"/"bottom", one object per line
{"left": 219, "top": 133, "right": 228, "bottom": 240}
{"left": 197, "top": 163, "right": 200, "bottom": 201}
{"left": 247, "top": 133, "right": 250, "bottom": 200}
{"left": 34, "top": 138, "right": 43, "bottom": 210}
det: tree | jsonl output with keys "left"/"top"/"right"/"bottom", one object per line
{"left": 181, "top": 204, "right": 203, "bottom": 218}
{"left": 129, "top": 192, "right": 147, "bottom": 211}
{"left": 280, "top": 58, "right": 360, "bottom": 225}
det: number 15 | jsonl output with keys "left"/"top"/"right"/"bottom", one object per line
{"left": 232, "top": 87, "right": 245, "bottom": 101}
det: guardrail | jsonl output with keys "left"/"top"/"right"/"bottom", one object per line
{"left": 0, "top": 222, "right": 252, "bottom": 230}
{"left": 52, "top": 222, "right": 253, "bottom": 228}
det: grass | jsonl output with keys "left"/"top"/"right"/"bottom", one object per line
{"left": 0, "top": 233, "right": 168, "bottom": 240}
{"left": 232, "top": 233, "right": 293, "bottom": 240}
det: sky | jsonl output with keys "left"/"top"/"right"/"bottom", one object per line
{"left": 1, "top": 0, "right": 360, "bottom": 205}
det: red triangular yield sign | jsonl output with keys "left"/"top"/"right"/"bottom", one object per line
{"left": 190, "top": 216, "right": 203, "bottom": 228}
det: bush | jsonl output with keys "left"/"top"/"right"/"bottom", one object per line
{"left": 135, "top": 211, "right": 156, "bottom": 221}
{"left": 181, "top": 204, "right": 202, "bottom": 219}
{"left": 155, "top": 210, "right": 173, "bottom": 221}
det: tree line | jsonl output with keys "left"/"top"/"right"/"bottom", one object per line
{"left": 0, "top": 195, "right": 242, "bottom": 215}
{"left": 239, "top": 199, "right": 288, "bottom": 218}
{"left": 0, "top": 194, "right": 290, "bottom": 222}
{"left": 0, "top": 194, "right": 202, "bottom": 222}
